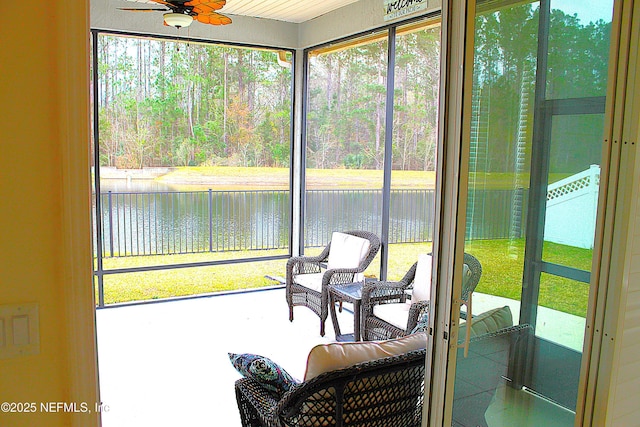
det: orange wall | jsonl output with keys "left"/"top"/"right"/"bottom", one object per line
{"left": 0, "top": 2, "right": 635, "bottom": 427}
{"left": 0, "top": 2, "right": 97, "bottom": 426}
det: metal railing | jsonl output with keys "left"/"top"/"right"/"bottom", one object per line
{"left": 97, "top": 189, "right": 290, "bottom": 257}
{"left": 94, "top": 188, "right": 525, "bottom": 258}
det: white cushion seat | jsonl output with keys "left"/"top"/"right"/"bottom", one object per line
{"left": 293, "top": 273, "right": 324, "bottom": 293}
{"left": 373, "top": 253, "right": 432, "bottom": 331}
{"left": 373, "top": 301, "right": 412, "bottom": 329}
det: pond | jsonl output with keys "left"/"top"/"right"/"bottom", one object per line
{"left": 94, "top": 180, "right": 520, "bottom": 257}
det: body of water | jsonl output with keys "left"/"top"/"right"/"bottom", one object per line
{"left": 94, "top": 180, "right": 522, "bottom": 257}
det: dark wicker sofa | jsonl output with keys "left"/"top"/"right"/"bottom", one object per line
{"left": 235, "top": 348, "right": 426, "bottom": 427}
{"left": 235, "top": 323, "right": 529, "bottom": 427}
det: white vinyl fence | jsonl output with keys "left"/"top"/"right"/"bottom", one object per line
{"left": 544, "top": 165, "right": 600, "bottom": 249}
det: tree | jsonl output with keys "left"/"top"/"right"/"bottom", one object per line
{"left": 96, "top": 35, "right": 292, "bottom": 168}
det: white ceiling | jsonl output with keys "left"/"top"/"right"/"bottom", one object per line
{"left": 223, "top": 0, "right": 360, "bottom": 23}
{"left": 118, "top": 0, "right": 361, "bottom": 24}
{"left": 101, "top": 0, "right": 410, "bottom": 49}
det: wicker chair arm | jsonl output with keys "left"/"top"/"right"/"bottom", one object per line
{"left": 286, "top": 255, "right": 324, "bottom": 266}
{"left": 467, "top": 323, "right": 532, "bottom": 343}
{"left": 321, "top": 267, "right": 367, "bottom": 287}
{"left": 235, "top": 378, "right": 283, "bottom": 427}
{"left": 361, "top": 263, "right": 415, "bottom": 306}
{"left": 287, "top": 258, "right": 321, "bottom": 275}
{"left": 461, "top": 253, "right": 482, "bottom": 301}
{"left": 360, "top": 282, "right": 410, "bottom": 325}
{"left": 362, "top": 280, "right": 409, "bottom": 304}
{"left": 286, "top": 247, "right": 331, "bottom": 280}
{"left": 406, "top": 300, "right": 430, "bottom": 332}
{"left": 399, "top": 262, "right": 419, "bottom": 288}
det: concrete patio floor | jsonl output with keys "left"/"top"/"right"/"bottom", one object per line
{"left": 96, "top": 288, "right": 586, "bottom": 426}
{"left": 471, "top": 293, "right": 586, "bottom": 351}
{"left": 96, "top": 287, "right": 340, "bottom": 427}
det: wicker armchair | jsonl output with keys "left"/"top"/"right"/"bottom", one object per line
{"left": 235, "top": 348, "right": 426, "bottom": 427}
{"left": 362, "top": 253, "right": 482, "bottom": 343}
{"left": 286, "top": 230, "right": 381, "bottom": 336}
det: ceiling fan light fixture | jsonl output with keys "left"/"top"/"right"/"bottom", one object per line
{"left": 164, "top": 12, "right": 194, "bottom": 28}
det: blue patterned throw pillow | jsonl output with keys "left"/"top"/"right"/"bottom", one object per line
{"left": 411, "top": 311, "right": 429, "bottom": 334}
{"left": 229, "top": 353, "right": 298, "bottom": 396}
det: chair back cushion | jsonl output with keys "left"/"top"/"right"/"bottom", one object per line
{"left": 326, "top": 232, "right": 371, "bottom": 271}
{"left": 411, "top": 255, "right": 472, "bottom": 302}
{"left": 303, "top": 332, "right": 427, "bottom": 381}
{"left": 293, "top": 232, "right": 371, "bottom": 291}
{"left": 458, "top": 306, "right": 513, "bottom": 342}
{"left": 412, "top": 254, "right": 432, "bottom": 302}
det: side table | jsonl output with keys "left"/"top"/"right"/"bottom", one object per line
{"left": 328, "top": 282, "right": 366, "bottom": 342}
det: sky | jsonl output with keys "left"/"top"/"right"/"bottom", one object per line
{"left": 552, "top": 0, "right": 614, "bottom": 24}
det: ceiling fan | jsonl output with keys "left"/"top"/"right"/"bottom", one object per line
{"left": 118, "top": 0, "right": 232, "bottom": 28}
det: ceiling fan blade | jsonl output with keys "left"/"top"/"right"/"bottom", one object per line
{"left": 119, "top": 0, "right": 231, "bottom": 26}
{"left": 148, "top": 0, "right": 177, "bottom": 7}
{"left": 185, "top": 0, "right": 226, "bottom": 11}
{"left": 194, "top": 11, "right": 232, "bottom": 25}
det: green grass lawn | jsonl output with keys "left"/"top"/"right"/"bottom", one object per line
{"left": 99, "top": 250, "right": 290, "bottom": 304}
{"left": 155, "top": 166, "right": 568, "bottom": 190}
{"left": 158, "top": 166, "right": 437, "bottom": 190}
{"left": 99, "top": 239, "right": 592, "bottom": 317}
{"left": 464, "top": 239, "right": 592, "bottom": 317}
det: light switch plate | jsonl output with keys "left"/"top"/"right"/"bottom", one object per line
{"left": 0, "top": 303, "right": 40, "bottom": 359}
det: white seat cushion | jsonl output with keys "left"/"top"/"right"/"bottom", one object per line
{"left": 373, "top": 301, "right": 412, "bottom": 330}
{"left": 327, "top": 232, "right": 371, "bottom": 270}
{"left": 293, "top": 273, "right": 323, "bottom": 293}
{"left": 412, "top": 254, "right": 432, "bottom": 302}
{"left": 303, "top": 332, "right": 427, "bottom": 381}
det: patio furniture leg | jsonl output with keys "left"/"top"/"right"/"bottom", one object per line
{"left": 329, "top": 294, "right": 342, "bottom": 338}
{"left": 354, "top": 299, "right": 361, "bottom": 341}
